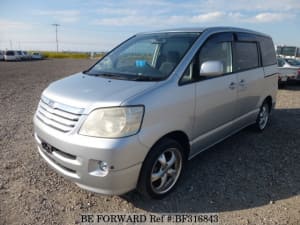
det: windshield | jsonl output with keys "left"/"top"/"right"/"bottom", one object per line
{"left": 6, "top": 51, "right": 14, "bottom": 55}
{"left": 285, "top": 58, "right": 300, "bottom": 66}
{"left": 86, "top": 32, "right": 200, "bottom": 81}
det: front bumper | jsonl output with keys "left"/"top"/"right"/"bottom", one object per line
{"left": 34, "top": 116, "right": 149, "bottom": 195}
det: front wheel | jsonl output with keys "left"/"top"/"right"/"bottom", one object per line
{"left": 255, "top": 101, "right": 270, "bottom": 131}
{"left": 137, "top": 138, "right": 185, "bottom": 199}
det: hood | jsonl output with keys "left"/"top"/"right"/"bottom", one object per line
{"left": 42, "top": 72, "right": 157, "bottom": 113}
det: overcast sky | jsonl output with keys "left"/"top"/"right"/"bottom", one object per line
{"left": 0, "top": 0, "right": 300, "bottom": 51}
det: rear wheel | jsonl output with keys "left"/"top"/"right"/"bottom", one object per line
{"left": 278, "top": 82, "right": 285, "bottom": 89}
{"left": 137, "top": 138, "right": 185, "bottom": 199}
{"left": 255, "top": 101, "right": 270, "bottom": 131}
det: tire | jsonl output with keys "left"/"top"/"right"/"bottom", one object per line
{"left": 137, "top": 138, "right": 186, "bottom": 199}
{"left": 254, "top": 101, "right": 270, "bottom": 131}
{"left": 278, "top": 82, "right": 285, "bottom": 89}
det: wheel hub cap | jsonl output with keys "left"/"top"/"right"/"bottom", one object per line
{"left": 150, "top": 148, "right": 182, "bottom": 194}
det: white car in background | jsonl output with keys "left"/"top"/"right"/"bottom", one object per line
{"left": 4, "top": 50, "right": 21, "bottom": 61}
{"left": 31, "top": 52, "right": 44, "bottom": 60}
{"left": 277, "top": 57, "right": 300, "bottom": 87}
{"left": 16, "top": 51, "right": 24, "bottom": 60}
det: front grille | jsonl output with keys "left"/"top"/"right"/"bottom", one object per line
{"left": 36, "top": 96, "right": 84, "bottom": 132}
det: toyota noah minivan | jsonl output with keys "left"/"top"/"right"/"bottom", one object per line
{"left": 34, "top": 27, "right": 278, "bottom": 199}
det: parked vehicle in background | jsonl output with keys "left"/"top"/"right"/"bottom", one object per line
{"left": 21, "top": 51, "right": 31, "bottom": 60}
{"left": 34, "top": 27, "right": 277, "bottom": 199}
{"left": 276, "top": 45, "right": 300, "bottom": 60}
{"left": 16, "top": 51, "right": 24, "bottom": 60}
{"left": 31, "top": 52, "right": 44, "bottom": 60}
{"left": 0, "top": 51, "right": 4, "bottom": 61}
{"left": 277, "top": 57, "right": 300, "bottom": 87}
{"left": 4, "top": 50, "right": 21, "bottom": 61}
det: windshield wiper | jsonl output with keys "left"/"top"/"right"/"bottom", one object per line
{"left": 131, "top": 75, "right": 163, "bottom": 81}
{"left": 84, "top": 71, "right": 162, "bottom": 81}
{"left": 84, "top": 72, "right": 131, "bottom": 80}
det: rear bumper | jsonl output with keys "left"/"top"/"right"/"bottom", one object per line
{"left": 279, "top": 74, "right": 300, "bottom": 81}
{"left": 278, "top": 75, "right": 288, "bottom": 82}
{"left": 287, "top": 75, "right": 300, "bottom": 81}
{"left": 34, "top": 116, "right": 148, "bottom": 195}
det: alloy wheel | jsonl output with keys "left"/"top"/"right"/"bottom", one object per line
{"left": 150, "top": 148, "right": 182, "bottom": 194}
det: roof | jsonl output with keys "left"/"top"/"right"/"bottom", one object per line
{"left": 138, "top": 26, "right": 270, "bottom": 38}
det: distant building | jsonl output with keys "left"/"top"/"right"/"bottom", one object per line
{"left": 276, "top": 45, "right": 300, "bottom": 59}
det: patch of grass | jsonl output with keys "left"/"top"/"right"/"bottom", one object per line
{"left": 39, "top": 51, "right": 104, "bottom": 59}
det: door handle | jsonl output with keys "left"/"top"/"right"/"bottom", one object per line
{"left": 229, "top": 82, "right": 236, "bottom": 90}
{"left": 239, "top": 79, "right": 245, "bottom": 86}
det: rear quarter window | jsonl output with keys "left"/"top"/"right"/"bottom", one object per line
{"left": 259, "top": 36, "right": 276, "bottom": 66}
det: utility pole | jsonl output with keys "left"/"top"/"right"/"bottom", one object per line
{"left": 52, "top": 23, "right": 60, "bottom": 52}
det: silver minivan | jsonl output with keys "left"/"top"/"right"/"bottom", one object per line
{"left": 34, "top": 27, "right": 278, "bottom": 199}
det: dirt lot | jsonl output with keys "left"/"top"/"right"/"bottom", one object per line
{"left": 0, "top": 59, "right": 299, "bottom": 225}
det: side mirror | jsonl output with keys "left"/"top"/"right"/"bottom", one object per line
{"left": 200, "top": 61, "right": 223, "bottom": 77}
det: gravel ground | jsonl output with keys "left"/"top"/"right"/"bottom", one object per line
{"left": 0, "top": 59, "right": 299, "bottom": 225}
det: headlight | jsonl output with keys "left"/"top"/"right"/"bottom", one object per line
{"left": 79, "top": 106, "right": 144, "bottom": 138}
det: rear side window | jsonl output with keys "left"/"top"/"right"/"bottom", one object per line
{"left": 234, "top": 42, "right": 259, "bottom": 71}
{"left": 259, "top": 37, "right": 276, "bottom": 66}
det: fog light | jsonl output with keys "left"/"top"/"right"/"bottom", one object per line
{"left": 98, "top": 161, "right": 108, "bottom": 172}
{"left": 88, "top": 160, "right": 109, "bottom": 177}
